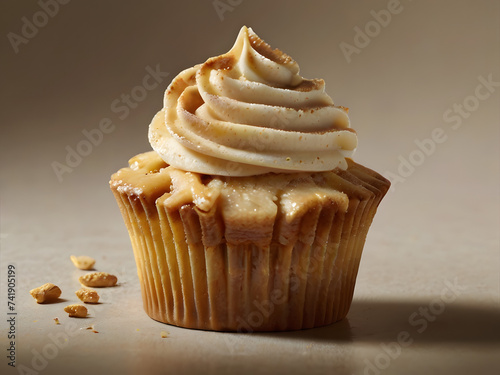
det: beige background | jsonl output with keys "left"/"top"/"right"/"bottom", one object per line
{"left": 1, "top": 1, "right": 499, "bottom": 374}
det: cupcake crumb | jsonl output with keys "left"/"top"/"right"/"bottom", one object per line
{"left": 79, "top": 272, "right": 117, "bottom": 288}
{"left": 160, "top": 331, "right": 168, "bottom": 338}
{"left": 64, "top": 304, "right": 88, "bottom": 318}
{"left": 75, "top": 288, "right": 100, "bottom": 303}
{"left": 54, "top": 317, "right": 60, "bottom": 325}
{"left": 30, "top": 283, "right": 61, "bottom": 303}
{"left": 70, "top": 255, "right": 96, "bottom": 270}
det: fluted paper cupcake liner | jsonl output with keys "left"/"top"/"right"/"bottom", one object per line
{"left": 110, "top": 153, "right": 389, "bottom": 331}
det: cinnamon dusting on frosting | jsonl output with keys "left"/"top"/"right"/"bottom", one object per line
{"left": 149, "top": 26, "right": 357, "bottom": 176}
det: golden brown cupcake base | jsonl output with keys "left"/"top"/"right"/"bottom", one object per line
{"left": 110, "top": 151, "right": 389, "bottom": 331}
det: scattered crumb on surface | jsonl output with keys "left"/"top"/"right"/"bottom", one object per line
{"left": 75, "top": 288, "right": 100, "bottom": 303}
{"left": 70, "top": 255, "right": 96, "bottom": 270}
{"left": 79, "top": 272, "right": 118, "bottom": 287}
{"left": 160, "top": 331, "right": 168, "bottom": 338}
{"left": 64, "top": 304, "right": 88, "bottom": 318}
{"left": 54, "top": 317, "right": 60, "bottom": 325}
{"left": 29, "top": 283, "right": 62, "bottom": 303}
{"left": 80, "top": 325, "right": 99, "bottom": 333}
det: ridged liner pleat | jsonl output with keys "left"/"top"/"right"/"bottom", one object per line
{"left": 112, "top": 192, "right": 147, "bottom": 311}
{"left": 110, "top": 159, "right": 390, "bottom": 331}
{"left": 314, "top": 204, "right": 343, "bottom": 326}
{"left": 179, "top": 205, "right": 210, "bottom": 328}
{"left": 286, "top": 204, "right": 322, "bottom": 330}
{"left": 156, "top": 198, "right": 181, "bottom": 323}
{"left": 303, "top": 203, "right": 336, "bottom": 328}
{"left": 166, "top": 206, "right": 196, "bottom": 326}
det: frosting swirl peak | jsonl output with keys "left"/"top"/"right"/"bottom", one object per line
{"left": 149, "top": 26, "right": 357, "bottom": 176}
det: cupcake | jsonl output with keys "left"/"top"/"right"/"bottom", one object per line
{"left": 110, "top": 26, "right": 390, "bottom": 331}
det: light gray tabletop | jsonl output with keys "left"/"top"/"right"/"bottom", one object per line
{"left": 1, "top": 1, "right": 499, "bottom": 374}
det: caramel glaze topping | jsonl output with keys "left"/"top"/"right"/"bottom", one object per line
{"left": 110, "top": 151, "right": 390, "bottom": 241}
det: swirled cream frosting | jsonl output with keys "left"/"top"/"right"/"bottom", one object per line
{"left": 149, "top": 26, "right": 357, "bottom": 176}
